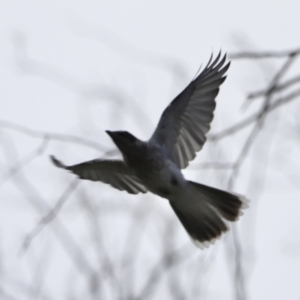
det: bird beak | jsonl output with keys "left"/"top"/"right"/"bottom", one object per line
{"left": 106, "top": 130, "right": 117, "bottom": 142}
{"left": 106, "top": 130, "right": 123, "bottom": 150}
{"left": 105, "top": 130, "right": 113, "bottom": 137}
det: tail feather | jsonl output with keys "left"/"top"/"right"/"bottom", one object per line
{"left": 170, "top": 201, "right": 227, "bottom": 248}
{"left": 189, "top": 181, "right": 248, "bottom": 222}
{"left": 170, "top": 181, "right": 249, "bottom": 249}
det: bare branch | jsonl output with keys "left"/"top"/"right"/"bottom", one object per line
{"left": 13, "top": 32, "right": 154, "bottom": 134}
{"left": 229, "top": 47, "right": 300, "bottom": 59}
{"left": 225, "top": 53, "right": 299, "bottom": 300}
{"left": 79, "top": 190, "right": 122, "bottom": 299}
{"left": 209, "top": 88, "right": 300, "bottom": 141}
{"left": 0, "top": 137, "right": 49, "bottom": 187}
{"left": 0, "top": 133, "right": 97, "bottom": 288}
{"left": 136, "top": 243, "right": 194, "bottom": 300}
{"left": 0, "top": 119, "right": 108, "bottom": 152}
{"left": 248, "top": 75, "right": 300, "bottom": 100}
{"left": 22, "top": 179, "right": 80, "bottom": 253}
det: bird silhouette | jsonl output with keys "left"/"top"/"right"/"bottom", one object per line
{"left": 51, "top": 52, "right": 249, "bottom": 249}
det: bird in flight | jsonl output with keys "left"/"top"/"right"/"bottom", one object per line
{"left": 51, "top": 53, "right": 248, "bottom": 249}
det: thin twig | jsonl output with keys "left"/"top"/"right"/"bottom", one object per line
{"left": 136, "top": 243, "right": 193, "bottom": 300}
{"left": 22, "top": 179, "right": 80, "bottom": 253}
{"left": 225, "top": 54, "right": 298, "bottom": 300}
{"left": 209, "top": 87, "right": 300, "bottom": 141}
{"left": 13, "top": 33, "right": 154, "bottom": 134}
{"left": 228, "top": 54, "right": 297, "bottom": 189}
{"left": 0, "top": 137, "right": 49, "bottom": 187}
{"left": 248, "top": 75, "right": 300, "bottom": 100}
{"left": 0, "top": 119, "right": 108, "bottom": 152}
{"left": 79, "top": 190, "right": 122, "bottom": 299}
{"left": 229, "top": 48, "right": 300, "bottom": 59}
{"left": 1, "top": 133, "right": 96, "bottom": 281}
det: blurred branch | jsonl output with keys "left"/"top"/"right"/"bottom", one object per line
{"left": 209, "top": 87, "right": 300, "bottom": 142}
{"left": 248, "top": 75, "right": 300, "bottom": 100}
{"left": 224, "top": 52, "right": 299, "bottom": 300}
{"left": 79, "top": 190, "right": 122, "bottom": 299}
{"left": 229, "top": 47, "right": 300, "bottom": 59}
{"left": 0, "top": 137, "right": 48, "bottom": 187}
{"left": 1, "top": 272, "right": 53, "bottom": 300}
{"left": 121, "top": 201, "right": 152, "bottom": 298}
{"left": 0, "top": 133, "right": 98, "bottom": 291}
{"left": 228, "top": 54, "right": 297, "bottom": 189}
{"left": 22, "top": 179, "right": 79, "bottom": 253}
{"left": 136, "top": 243, "right": 194, "bottom": 300}
{"left": 0, "top": 119, "right": 108, "bottom": 152}
{"left": 13, "top": 32, "right": 154, "bottom": 134}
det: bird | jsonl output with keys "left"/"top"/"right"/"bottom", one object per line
{"left": 50, "top": 52, "right": 249, "bottom": 249}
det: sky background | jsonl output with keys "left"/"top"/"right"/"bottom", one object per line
{"left": 1, "top": 1, "right": 300, "bottom": 300}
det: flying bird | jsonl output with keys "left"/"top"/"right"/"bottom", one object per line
{"left": 51, "top": 53, "right": 248, "bottom": 249}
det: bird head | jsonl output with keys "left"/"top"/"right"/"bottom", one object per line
{"left": 106, "top": 130, "right": 141, "bottom": 156}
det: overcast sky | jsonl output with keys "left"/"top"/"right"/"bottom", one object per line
{"left": 1, "top": 2, "right": 300, "bottom": 300}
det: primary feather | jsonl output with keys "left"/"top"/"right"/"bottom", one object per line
{"left": 150, "top": 53, "right": 230, "bottom": 169}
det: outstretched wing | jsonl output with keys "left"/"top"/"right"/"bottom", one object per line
{"left": 50, "top": 155, "right": 148, "bottom": 194}
{"left": 150, "top": 53, "right": 230, "bottom": 169}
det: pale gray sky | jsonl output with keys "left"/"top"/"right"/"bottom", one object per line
{"left": 1, "top": 1, "right": 300, "bottom": 300}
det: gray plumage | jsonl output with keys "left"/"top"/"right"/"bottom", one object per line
{"left": 51, "top": 53, "right": 249, "bottom": 249}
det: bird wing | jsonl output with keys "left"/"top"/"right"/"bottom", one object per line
{"left": 50, "top": 155, "right": 148, "bottom": 194}
{"left": 150, "top": 53, "right": 230, "bottom": 169}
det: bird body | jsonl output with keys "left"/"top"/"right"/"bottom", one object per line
{"left": 51, "top": 53, "right": 249, "bottom": 249}
{"left": 108, "top": 133, "right": 186, "bottom": 199}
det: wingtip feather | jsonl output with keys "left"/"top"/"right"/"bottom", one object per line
{"left": 191, "top": 233, "right": 222, "bottom": 250}
{"left": 50, "top": 155, "right": 65, "bottom": 169}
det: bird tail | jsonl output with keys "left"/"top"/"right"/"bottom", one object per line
{"left": 169, "top": 181, "right": 249, "bottom": 249}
